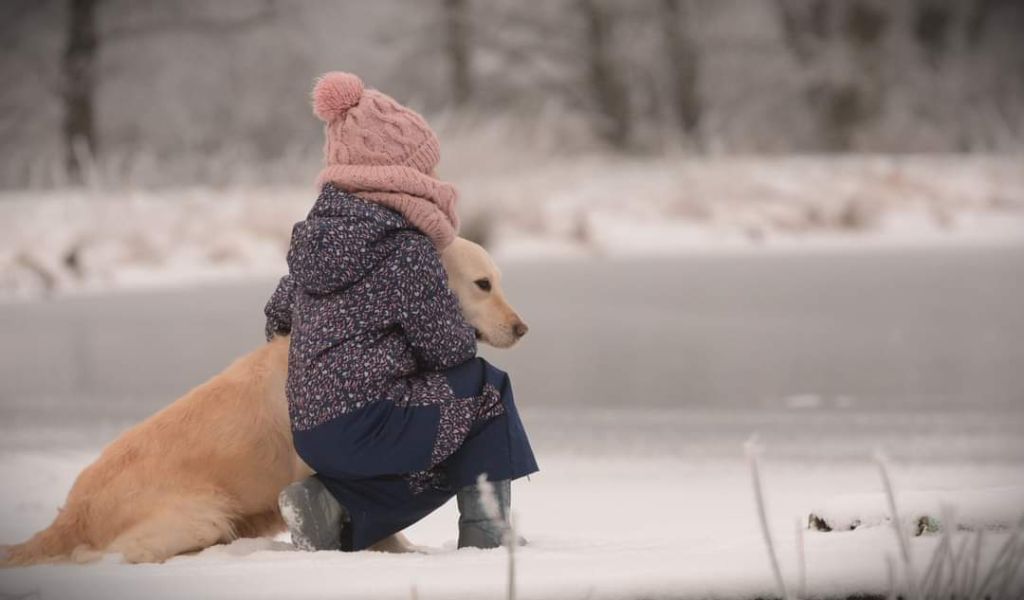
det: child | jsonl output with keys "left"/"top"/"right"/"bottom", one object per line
{"left": 264, "top": 72, "right": 538, "bottom": 552}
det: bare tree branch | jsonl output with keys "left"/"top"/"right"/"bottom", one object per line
{"left": 579, "top": 0, "right": 630, "bottom": 149}
{"left": 61, "top": 0, "right": 99, "bottom": 183}
{"left": 443, "top": 0, "right": 473, "bottom": 107}
{"left": 660, "top": 0, "right": 701, "bottom": 144}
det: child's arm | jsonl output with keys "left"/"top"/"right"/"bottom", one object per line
{"left": 395, "top": 237, "right": 477, "bottom": 371}
{"left": 264, "top": 274, "right": 296, "bottom": 341}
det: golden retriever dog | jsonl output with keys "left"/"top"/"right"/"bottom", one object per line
{"left": 1, "top": 238, "right": 526, "bottom": 565}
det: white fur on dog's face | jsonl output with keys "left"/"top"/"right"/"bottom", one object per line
{"left": 442, "top": 238, "right": 528, "bottom": 349}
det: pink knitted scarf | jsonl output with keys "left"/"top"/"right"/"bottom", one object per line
{"left": 317, "top": 165, "right": 459, "bottom": 250}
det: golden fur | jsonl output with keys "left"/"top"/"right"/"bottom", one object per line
{"left": 0, "top": 238, "right": 525, "bottom": 565}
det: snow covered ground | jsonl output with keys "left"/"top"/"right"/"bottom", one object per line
{"left": 2, "top": 155, "right": 1022, "bottom": 299}
{"left": 2, "top": 250, "right": 1023, "bottom": 597}
{"left": 1, "top": 441, "right": 1022, "bottom": 599}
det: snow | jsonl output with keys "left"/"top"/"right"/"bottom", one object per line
{"left": 808, "top": 486, "right": 1024, "bottom": 533}
{"left": 0, "top": 186, "right": 305, "bottom": 300}
{"left": 1, "top": 448, "right": 1022, "bottom": 599}
{"left": 481, "top": 154, "right": 1024, "bottom": 259}
{"left": 3, "top": 155, "right": 1023, "bottom": 299}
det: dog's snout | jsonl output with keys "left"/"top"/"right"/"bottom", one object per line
{"left": 512, "top": 321, "right": 529, "bottom": 339}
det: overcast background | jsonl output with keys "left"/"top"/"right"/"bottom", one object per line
{"left": 2, "top": 0, "right": 1023, "bottom": 189}
{"left": 1, "top": 3, "right": 1023, "bottom": 598}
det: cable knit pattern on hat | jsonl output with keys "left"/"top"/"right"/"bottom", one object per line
{"left": 312, "top": 72, "right": 458, "bottom": 249}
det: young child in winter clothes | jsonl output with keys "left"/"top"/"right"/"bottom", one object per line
{"left": 264, "top": 72, "right": 538, "bottom": 552}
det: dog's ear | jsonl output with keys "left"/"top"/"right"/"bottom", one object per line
{"left": 312, "top": 72, "right": 364, "bottom": 122}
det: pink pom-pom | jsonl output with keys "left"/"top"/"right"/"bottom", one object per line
{"left": 312, "top": 72, "right": 364, "bottom": 122}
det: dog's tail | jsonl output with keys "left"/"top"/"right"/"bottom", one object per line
{"left": 0, "top": 508, "right": 87, "bottom": 567}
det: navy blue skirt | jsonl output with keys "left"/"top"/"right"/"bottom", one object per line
{"left": 292, "top": 358, "right": 538, "bottom": 551}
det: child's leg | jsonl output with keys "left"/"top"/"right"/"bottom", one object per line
{"left": 443, "top": 358, "right": 539, "bottom": 490}
{"left": 442, "top": 358, "right": 538, "bottom": 549}
{"left": 456, "top": 478, "right": 511, "bottom": 549}
{"left": 278, "top": 476, "right": 347, "bottom": 551}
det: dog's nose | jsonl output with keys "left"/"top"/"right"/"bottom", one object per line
{"left": 513, "top": 321, "right": 529, "bottom": 339}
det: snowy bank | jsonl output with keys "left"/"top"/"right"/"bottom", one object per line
{"left": 2, "top": 155, "right": 1023, "bottom": 299}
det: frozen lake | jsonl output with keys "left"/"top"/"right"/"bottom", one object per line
{"left": 1, "top": 245, "right": 1022, "bottom": 459}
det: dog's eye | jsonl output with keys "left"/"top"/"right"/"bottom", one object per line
{"left": 474, "top": 278, "right": 491, "bottom": 292}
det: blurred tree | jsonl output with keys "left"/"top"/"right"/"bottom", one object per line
{"left": 776, "top": 0, "right": 888, "bottom": 152}
{"left": 5, "top": 0, "right": 1023, "bottom": 190}
{"left": 57, "top": 0, "right": 278, "bottom": 185}
{"left": 579, "top": 0, "right": 631, "bottom": 149}
{"left": 61, "top": 0, "right": 98, "bottom": 183}
{"left": 912, "top": 0, "right": 954, "bottom": 68}
{"left": 442, "top": 0, "right": 473, "bottom": 107}
{"left": 658, "top": 0, "right": 701, "bottom": 148}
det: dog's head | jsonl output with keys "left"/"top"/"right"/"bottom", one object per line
{"left": 442, "top": 238, "right": 528, "bottom": 349}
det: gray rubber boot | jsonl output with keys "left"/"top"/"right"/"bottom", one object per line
{"left": 278, "top": 477, "right": 346, "bottom": 552}
{"left": 457, "top": 479, "right": 525, "bottom": 549}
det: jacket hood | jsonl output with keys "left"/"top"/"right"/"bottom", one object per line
{"left": 287, "top": 185, "right": 410, "bottom": 294}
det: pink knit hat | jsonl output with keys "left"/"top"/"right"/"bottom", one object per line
{"left": 312, "top": 72, "right": 459, "bottom": 249}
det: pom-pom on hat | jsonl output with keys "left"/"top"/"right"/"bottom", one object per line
{"left": 312, "top": 72, "right": 459, "bottom": 249}
{"left": 312, "top": 72, "right": 364, "bottom": 122}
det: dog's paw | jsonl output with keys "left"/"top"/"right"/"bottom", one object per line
{"left": 69, "top": 544, "right": 104, "bottom": 564}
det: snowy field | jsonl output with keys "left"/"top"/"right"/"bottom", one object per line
{"left": 2, "top": 245, "right": 1024, "bottom": 598}
{"left": 1, "top": 451, "right": 1022, "bottom": 600}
